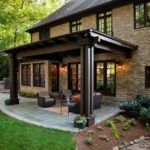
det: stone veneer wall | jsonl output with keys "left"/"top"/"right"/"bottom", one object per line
{"left": 25, "top": 3, "right": 150, "bottom": 101}
{"left": 50, "top": 23, "right": 70, "bottom": 37}
{"left": 112, "top": 4, "right": 150, "bottom": 100}
{"left": 31, "top": 32, "right": 39, "bottom": 42}
{"left": 19, "top": 60, "right": 50, "bottom": 94}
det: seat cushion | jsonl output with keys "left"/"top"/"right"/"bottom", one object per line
{"left": 45, "top": 98, "right": 54, "bottom": 103}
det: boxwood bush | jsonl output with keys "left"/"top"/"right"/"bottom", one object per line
{"left": 19, "top": 91, "right": 37, "bottom": 98}
{"left": 120, "top": 101, "right": 141, "bottom": 117}
{"left": 140, "top": 107, "right": 150, "bottom": 123}
{"left": 120, "top": 96, "right": 150, "bottom": 123}
{"left": 5, "top": 99, "right": 13, "bottom": 105}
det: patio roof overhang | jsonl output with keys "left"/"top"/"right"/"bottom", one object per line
{"left": 4, "top": 29, "right": 138, "bottom": 59}
{"left": 7, "top": 29, "right": 138, "bottom": 127}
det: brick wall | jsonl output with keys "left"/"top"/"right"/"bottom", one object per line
{"left": 25, "top": 3, "right": 150, "bottom": 101}
{"left": 113, "top": 4, "right": 150, "bottom": 99}
{"left": 31, "top": 32, "right": 39, "bottom": 42}
{"left": 50, "top": 23, "right": 70, "bottom": 37}
{"left": 20, "top": 60, "right": 50, "bottom": 94}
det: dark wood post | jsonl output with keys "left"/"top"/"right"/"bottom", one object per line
{"left": 80, "top": 44, "right": 95, "bottom": 127}
{"left": 9, "top": 53, "right": 19, "bottom": 104}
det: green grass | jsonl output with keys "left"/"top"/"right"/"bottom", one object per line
{"left": 0, "top": 111, "right": 75, "bottom": 150}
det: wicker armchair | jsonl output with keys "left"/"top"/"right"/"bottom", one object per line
{"left": 69, "top": 92, "right": 102, "bottom": 114}
{"left": 37, "top": 92, "right": 56, "bottom": 108}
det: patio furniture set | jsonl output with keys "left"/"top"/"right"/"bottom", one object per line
{"left": 37, "top": 90, "right": 102, "bottom": 115}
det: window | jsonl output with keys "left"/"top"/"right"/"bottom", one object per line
{"left": 51, "top": 63, "right": 59, "bottom": 92}
{"left": 145, "top": 66, "right": 150, "bottom": 88}
{"left": 40, "top": 27, "right": 50, "bottom": 40}
{"left": 97, "top": 11, "right": 112, "bottom": 35}
{"left": 68, "top": 63, "right": 81, "bottom": 92}
{"left": 70, "top": 19, "right": 82, "bottom": 33}
{"left": 134, "top": 1, "right": 150, "bottom": 28}
{"left": 95, "top": 61, "right": 116, "bottom": 96}
{"left": 33, "top": 63, "right": 45, "bottom": 87}
{"left": 21, "top": 64, "right": 31, "bottom": 86}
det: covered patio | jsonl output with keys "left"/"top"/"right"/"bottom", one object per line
{"left": 0, "top": 93, "right": 120, "bottom": 132}
{"left": 5, "top": 29, "right": 137, "bottom": 126}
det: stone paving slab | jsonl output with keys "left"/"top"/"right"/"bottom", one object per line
{"left": 0, "top": 93, "right": 120, "bottom": 132}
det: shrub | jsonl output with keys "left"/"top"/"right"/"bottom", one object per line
{"left": 19, "top": 91, "right": 37, "bottom": 98}
{"left": 87, "top": 130, "right": 95, "bottom": 135}
{"left": 115, "top": 115, "right": 126, "bottom": 123}
{"left": 74, "top": 115, "right": 87, "bottom": 125}
{"left": 106, "top": 120, "right": 114, "bottom": 127}
{"left": 112, "top": 125, "right": 120, "bottom": 139}
{"left": 123, "top": 119, "right": 136, "bottom": 131}
{"left": 140, "top": 107, "right": 150, "bottom": 123}
{"left": 136, "top": 96, "right": 150, "bottom": 108}
{"left": 128, "top": 118, "right": 137, "bottom": 126}
{"left": 123, "top": 122, "right": 130, "bottom": 131}
{"left": 99, "top": 135, "right": 109, "bottom": 142}
{"left": 120, "top": 101, "right": 141, "bottom": 117}
{"left": 97, "top": 126, "right": 104, "bottom": 130}
{"left": 5, "top": 99, "right": 13, "bottom": 105}
{"left": 106, "top": 120, "right": 120, "bottom": 139}
{"left": 120, "top": 95, "right": 150, "bottom": 124}
{"left": 84, "top": 137, "right": 93, "bottom": 145}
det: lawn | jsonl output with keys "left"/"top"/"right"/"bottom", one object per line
{"left": 0, "top": 111, "right": 75, "bottom": 150}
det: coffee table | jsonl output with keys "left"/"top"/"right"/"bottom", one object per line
{"left": 61, "top": 101, "right": 76, "bottom": 116}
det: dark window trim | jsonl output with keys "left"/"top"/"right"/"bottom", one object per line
{"left": 51, "top": 63, "right": 59, "bottom": 92}
{"left": 33, "top": 63, "right": 45, "bottom": 87}
{"left": 70, "top": 19, "right": 82, "bottom": 33}
{"left": 96, "top": 10, "right": 113, "bottom": 36}
{"left": 68, "top": 62, "right": 80, "bottom": 93}
{"left": 145, "top": 66, "right": 150, "bottom": 88}
{"left": 134, "top": 0, "right": 150, "bottom": 29}
{"left": 21, "top": 64, "right": 31, "bottom": 86}
{"left": 94, "top": 60, "right": 116, "bottom": 96}
{"left": 39, "top": 27, "right": 50, "bottom": 40}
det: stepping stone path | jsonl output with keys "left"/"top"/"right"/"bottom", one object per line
{"left": 113, "top": 136, "right": 150, "bottom": 150}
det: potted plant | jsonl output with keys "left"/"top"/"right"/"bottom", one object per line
{"left": 74, "top": 115, "right": 87, "bottom": 129}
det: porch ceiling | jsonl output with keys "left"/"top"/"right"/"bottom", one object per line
{"left": 4, "top": 29, "right": 138, "bottom": 59}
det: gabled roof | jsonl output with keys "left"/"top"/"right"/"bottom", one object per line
{"left": 27, "top": 0, "right": 131, "bottom": 32}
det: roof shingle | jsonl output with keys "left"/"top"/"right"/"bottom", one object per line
{"left": 28, "top": 0, "right": 115, "bottom": 31}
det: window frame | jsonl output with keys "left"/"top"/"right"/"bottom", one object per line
{"left": 134, "top": 0, "right": 150, "bottom": 29}
{"left": 70, "top": 19, "right": 82, "bottom": 33}
{"left": 21, "top": 64, "right": 31, "bottom": 86}
{"left": 94, "top": 60, "right": 116, "bottom": 96}
{"left": 145, "top": 66, "right": 150, "bottom": 88}
{"left": 33, "top": 63, "right": 45, "bottom": 87}
{"left": 97, "top": 10, "right": 113, "bottom": 35}
{"left": 51, "top": 63, "right": 59, "bottom": 92}
{"left": 68, "top": 62, "right": 80, "bottom": 93}
{"left": 39, "top": 27, "right": 50, "bottom": 40}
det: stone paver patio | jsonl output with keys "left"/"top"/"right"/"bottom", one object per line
{"left": 0, "top": 93, "right": 120, "bottom": 132}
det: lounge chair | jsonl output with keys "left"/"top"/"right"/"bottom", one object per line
{"left": 37, "top": 92, "right": 56, "bottom": 108}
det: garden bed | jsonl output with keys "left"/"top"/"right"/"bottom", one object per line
{"left": 75, "top": 113, "right": 150, "bottom": 150}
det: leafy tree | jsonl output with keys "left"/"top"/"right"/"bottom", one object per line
{"left": 0, "top": 0, "right": 65, "bottom": 79}
{"left": 0, "top": 52, "right": 9, "bottom": 80}
{"left": 0, "top": 0, "right": 65, "bottom": 49}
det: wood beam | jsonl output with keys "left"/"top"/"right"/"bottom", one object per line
{"left": 16, "top": 42, "right": 80, "bottom": 58}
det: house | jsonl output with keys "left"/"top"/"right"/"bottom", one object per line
{"left": 5, "top": 0, "right": 150, "bottom": 126}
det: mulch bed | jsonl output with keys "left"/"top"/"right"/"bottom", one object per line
{"left": 75, "top": 113, "right": 150, "bottom": 150}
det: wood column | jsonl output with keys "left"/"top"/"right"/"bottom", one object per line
{"left": 9, "top": 53, "right": 19, "bottom": 104}
{"left": 80, "top": 44, "right": 95, "bottom": 127}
